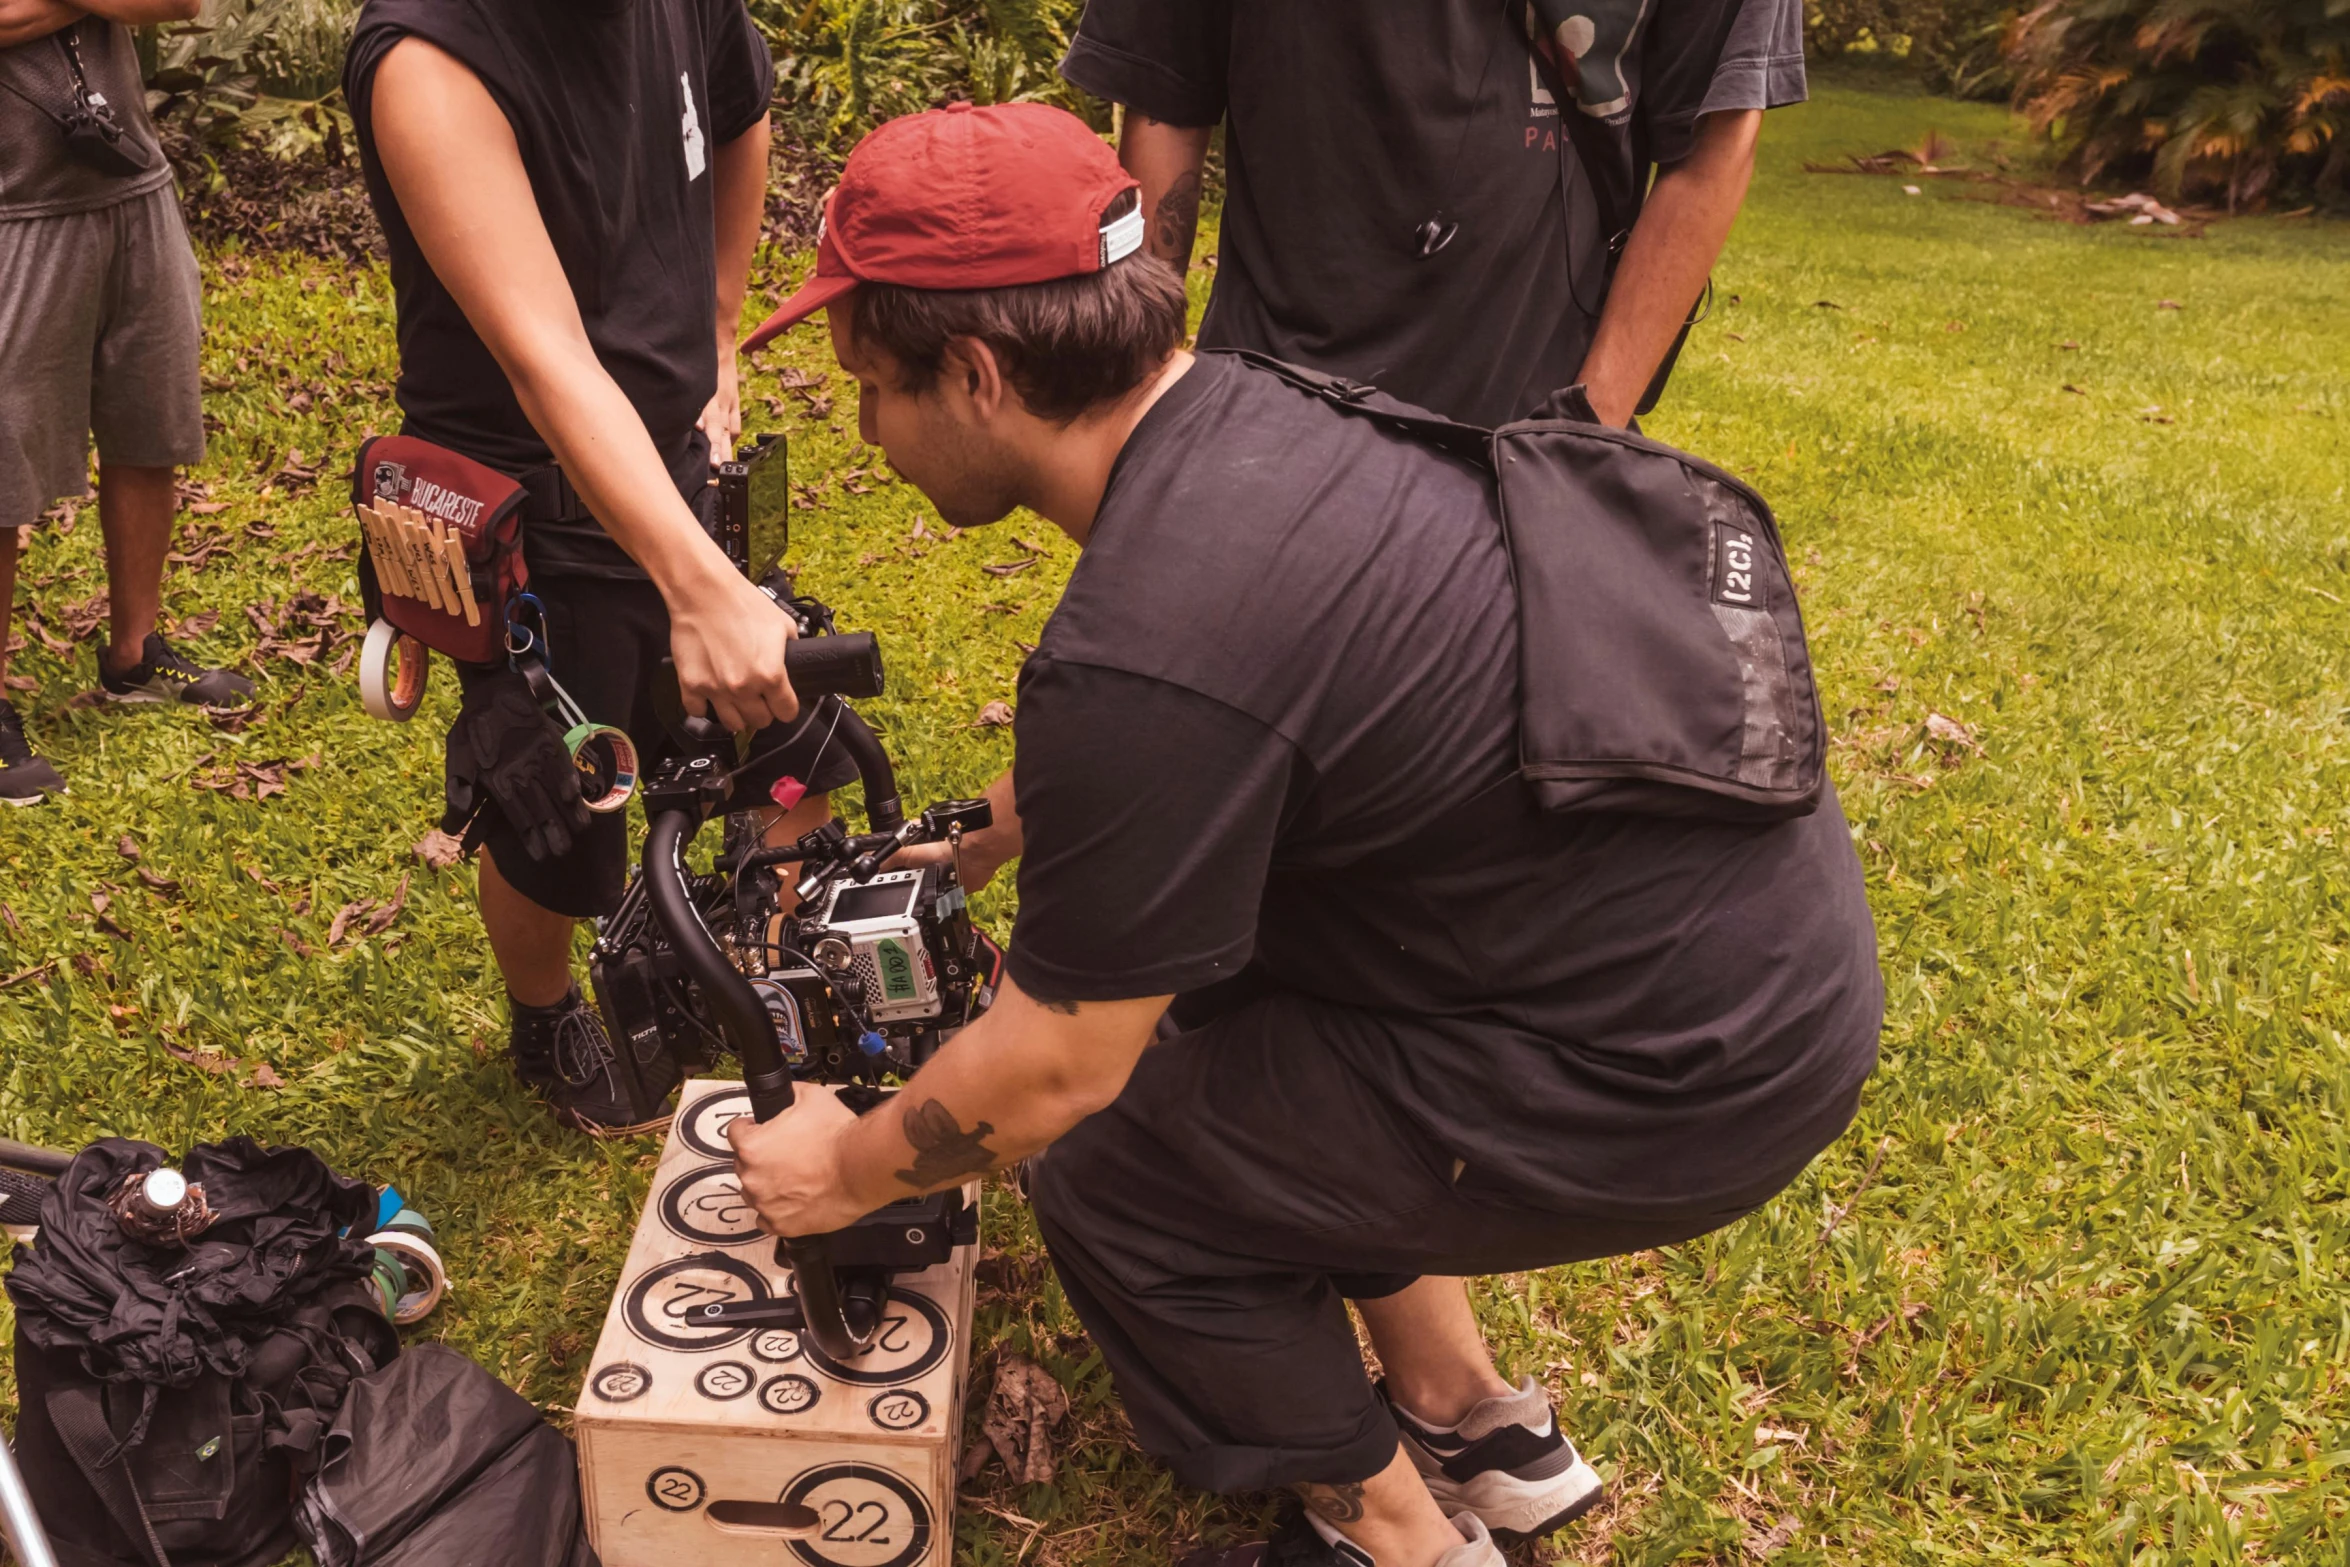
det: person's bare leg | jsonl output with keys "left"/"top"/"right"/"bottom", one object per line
{"left": 0, "top": 526, "right": 20, "bottom": 689}
{"left": 1295, "top": 1441, "right": 1470, "bottom": 1567}
{"left": 479, "top": 849, "right": 577, "bottom": 1007}
{"left": 96, "top": 463, "right": 175, "bottom": 670}
{"left": 1357, "top": 1278, "right": 1516, "bottom": 1427}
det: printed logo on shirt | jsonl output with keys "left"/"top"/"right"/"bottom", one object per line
{"left": 681, "top": 73, "right": 707, "bottom": 180}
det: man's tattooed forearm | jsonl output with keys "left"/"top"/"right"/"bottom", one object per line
{"left": 1293, "top": 1480, "right": 1367, "bottom": 1525}
{"left": 1152, "top": 168, "right": 1201, "bottom": 266}
{"left": 893, "top": 1098, "right": 999, "bottom": 1188}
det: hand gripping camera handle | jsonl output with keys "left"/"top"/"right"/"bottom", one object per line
{"left": 785, "top": 631, "right": 885, "bottom": 701}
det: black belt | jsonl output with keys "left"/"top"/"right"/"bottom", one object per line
{"left": 516, "top": 464, "right": 592, "bottom": 524}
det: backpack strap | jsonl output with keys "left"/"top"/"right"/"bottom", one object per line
{"left": 43, "top": 1385, "right": 172, "bottom": 1567}
{"left": 1212, "top": 350, "right": 1495, "bottom": 470}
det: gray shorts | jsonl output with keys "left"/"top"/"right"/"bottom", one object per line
{"left": 0, "top": 185, "right": 206, "bottom": 529}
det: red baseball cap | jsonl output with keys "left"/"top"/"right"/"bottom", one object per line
{"left": 743, "top": 102, "right": 1143, "bottom": 352}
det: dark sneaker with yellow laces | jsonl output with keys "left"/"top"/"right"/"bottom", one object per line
{"left": 98, "top": 631, "right": 254, "bottom": 709}
{"left": 512, "top": 986, "right": 679, "bottom": 1137}
{"left": 0, "top": 700, "right": 65, "bottom": 806}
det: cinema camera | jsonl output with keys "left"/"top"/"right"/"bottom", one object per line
{"left": 590, "top": 444, "right": 1004, "bottom": 1366}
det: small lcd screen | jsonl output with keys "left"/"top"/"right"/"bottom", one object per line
{"left": 831, "top": 881, "right": 918, "bottom": 923}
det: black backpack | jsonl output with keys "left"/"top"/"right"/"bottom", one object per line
{"left": 1223, "top": 352, "right": 1826, "bottom": 823}
{"left": 6, "top": 1139, "right": 398, "bottom": 1567}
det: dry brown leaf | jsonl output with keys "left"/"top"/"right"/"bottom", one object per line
{"left": 973, "top": 700, "right": 1015, "bottom": 728}
{"left": 279, "top": 927, "right": 314, "bottom": 958}
{"left": 0, "top": 962, "right": 57, "bottom": 990}
{"left": 326, "top": 899, "right": 370, "bottom": 948}
{"left": 959, "top": 1355, "right": 1070, "bottom": 1485}
{"left": 1, "top": 901, "right": 23, "bottom": 937}
{"left": 136, "top": 867, "right": 182, "bottom": 897}
{"left": 116, "top": 834, "right": 141, "bottom": 862}
{"left": 246, "top": 1063, "right": 287, "bottom": 1090}
{"left": 164, "top": 1040, "right": 239, "bottom": 1076}
{"left": 364, "top": 873, "right": 411, "bottom": 937}
{"left": 1925, "top": 712, "right": 1978, "bottom": 749}
{"left": 3, "top": 674, "right": 35, "bottom": 692}
{"left": 980, "top": 559, "right": 1037, "bottom": 578}
{"left": 415, "top": 829, "right": 466, "bottom": 870}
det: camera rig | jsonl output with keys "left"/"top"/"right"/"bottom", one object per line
{"left": 593, "top": 602, "right": 1001, "bottom": 1363}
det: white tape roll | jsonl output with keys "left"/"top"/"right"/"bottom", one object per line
{"left": 368, "top": 1230, "right": 448, "bottom": 1324}
{"left": 359, "top": 619, "right": 430, "bottom": 723}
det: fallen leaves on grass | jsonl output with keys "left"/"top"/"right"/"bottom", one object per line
{"left": 325, "top": 873, "right": 409, "bottom": 947}
{"left": 973, "top": 701, "right": 1015, "bottom": 728}
{"left": 162, "top": 1037, "right": 286, "bottom": 1089}
{"left": 189, "top": 752, "right": 321, "bottom": 802}
{"left": 960, "top": 1355, "right": 1070, "bottom": 1485}
{"left": 0, "top": 962, "right": 57, "bottom": 990}
{"left": 414, "top": 829, "right": 466, "bottom": 870}
{"left": 2085, "top": 192, "right": 2182, "bottom": 226}
{"left": 116, "top": 835, "right": 140, "bottom": 862}
{"left": 135, "top": 867, "right": 182, "bottom": 897}
{"left": 980, "top": 558, "right": 1037, "bottom": 578}
{"left": 1925, "top": 712, "right": 1979, "bottom": 750}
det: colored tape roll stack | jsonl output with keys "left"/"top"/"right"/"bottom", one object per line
{"left": 367, "top": 1187, "right": 449, "bottom": 1326}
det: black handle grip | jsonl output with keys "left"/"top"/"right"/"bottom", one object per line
{"left": 785, "top": 632, "right": 885, "bottom": 701}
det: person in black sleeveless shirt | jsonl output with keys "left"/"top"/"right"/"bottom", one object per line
{"left": 344, "top": 0, "right": 855, "bottom": 1135}
{"left": 728, "top": 106, "right": 1880, "bottom": 1567}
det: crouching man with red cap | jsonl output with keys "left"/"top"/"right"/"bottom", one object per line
{"left": 729, "top": 102, "right": 1882, "bottom": 1567}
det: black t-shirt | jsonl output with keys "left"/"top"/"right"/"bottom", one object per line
{"left": 1061, "top": 0, "right": 1808, "bottom": 427}
{"left": 1007, "top": 354, "right": 1880, "bottom": 1222}
{"left": 345, "top": 0, "right": 773, "bottom": 578}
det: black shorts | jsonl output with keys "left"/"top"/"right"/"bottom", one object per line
{"left": 451, "top": 573, "right": 861, "bottom": 920}
{"left": 1029, "top": 986, "right": 1813, "bottom": 1493}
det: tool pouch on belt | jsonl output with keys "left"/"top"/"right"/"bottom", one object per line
{"left": 1223, "top": 351, "right": 1824, "bottom": 823}
{"left": 351, "top": 436, "right": 528, "bottom": 666}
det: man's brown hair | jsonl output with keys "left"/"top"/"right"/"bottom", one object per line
{"left": 849, "top": 192, "right": 1188, "bottom": 423}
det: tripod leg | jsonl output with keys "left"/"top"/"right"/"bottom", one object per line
{"left": 0, "top": 1431, "right": 61, "bottom": 1567}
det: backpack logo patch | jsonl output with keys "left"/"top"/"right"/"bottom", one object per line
{"left": 680, "top": 73, "right": 707, "bottom": 180}
{"left": 1712, "top": 521, "right": 1762, "bottom": 608}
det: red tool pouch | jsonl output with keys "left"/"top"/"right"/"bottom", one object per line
{"left": 352, "top": 435, "right": 529, "bottom": 667}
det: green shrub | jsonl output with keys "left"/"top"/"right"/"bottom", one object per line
{"left": 2008, "top": 0, "right": 2350, "bottom": 208}
{"left": 749, "top": 0, "right": 1105, "bottom": 150}
{"left": 1807, "top": 0, "right": 2020, "bottom": 98}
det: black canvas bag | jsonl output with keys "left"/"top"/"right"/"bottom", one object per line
{"left": 5, "top": 1139, "right": 397, "bottom": 1567}
{"left": 1223, "top": 352, "right": 1824, "bottom": 822}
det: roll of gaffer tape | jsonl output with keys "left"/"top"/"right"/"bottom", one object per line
{"left": 566, "top": 722, "right": 639, "bottom": 814}
{"left": 368, "top": 1229, "right": 448, "bottom": 1325}
{"left": 359, "top": 619, "right": 430, "bottom": 723}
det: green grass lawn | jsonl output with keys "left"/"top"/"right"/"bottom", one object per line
{"left": 5, "top": 76, "right": 2349, "bottom": 1566}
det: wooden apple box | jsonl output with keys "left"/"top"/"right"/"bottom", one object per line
{"left": 576, "top": 1079, "right": 977, "bottom": 1567}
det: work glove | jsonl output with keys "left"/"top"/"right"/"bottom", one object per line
{"left": 440, "top": 668, "right": 593, "bottom": 863}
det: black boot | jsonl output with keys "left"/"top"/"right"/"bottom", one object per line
{"left": 511, "top": 987, "right": 679, "bottom": 1137}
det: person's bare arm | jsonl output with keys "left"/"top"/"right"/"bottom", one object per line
{"left": 729, "top": 979, "right": 1164, "bottom": 1236}
{"left": 371, "top": 38, "right": 798, "bottom": 733}
{"left": 1574, "top": 108, "right": 1762, "bottom": 427}
{"left": 1118, "top": 113, "right": 1214, "bottom": 269}
{"left": 0, "top": 0, "right": 200, "bottom": 45}
{"left": 701, "top": 112, "right": 770, "bottom": 463}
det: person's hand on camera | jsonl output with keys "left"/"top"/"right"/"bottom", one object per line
{"left": 669, "top": 567, "right": 801, "bottom": 734}
{"left": 727, "top": 1083, "right": 870, "bottom": 1236}
{"left": 699, "top": 350, "right": 742, "bottom": 465}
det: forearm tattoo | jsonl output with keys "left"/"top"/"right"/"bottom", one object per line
{"left": 1152, "top": 167, "right": 1202, "bottom": 266}
{"left": 894, "top": 1098, "right": 999, "bottom": 1189}
{"left": 1294, "top": 1480, "right": 1368, "bottom": 1525}
{"left": 1039, "top": 997, "right": 1083, "bottom": 1016}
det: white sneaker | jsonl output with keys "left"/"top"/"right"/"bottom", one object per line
{"left": 1385, "top": 1378, "right": 1605, "bottom": 1545}
{"left": 1303, "top": 1508, "right": 1504, "bottom": 1567}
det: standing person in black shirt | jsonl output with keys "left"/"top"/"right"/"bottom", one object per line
{"left": 729, "top": 105, "right": 1880, "bottom": 1567}
{"left": 344, "top": 0, "right": 855, "bottom": 1134}
{"left": 1062, "top": 0, "right": 1809, "bottom": 428}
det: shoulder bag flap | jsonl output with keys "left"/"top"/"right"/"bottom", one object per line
{"left": 1493, "top": 410, "right": 1823, "bottom": 819}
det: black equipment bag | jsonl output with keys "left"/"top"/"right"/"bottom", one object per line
{"left": 1224, "top": 352, "right": 1824, "bottom": 822}
{"left": 5, "top": 1139, "right": 398, "bottom": 1567}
